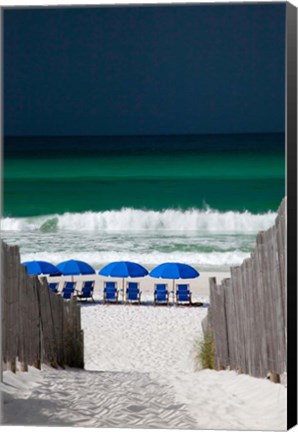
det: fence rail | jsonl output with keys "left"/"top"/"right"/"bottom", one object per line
{"left": 203, "top": 198, "right": 286, "bottom": 381}
{"left": 1, "top": 240, "right": 84, "bottom": 375}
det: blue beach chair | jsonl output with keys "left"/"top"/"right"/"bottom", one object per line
{"left": 62, "top": 281, "right": 76, "bottom": 300}
{"left": 76, "top": 280, "right": 95, "bottom": 302}
{"left": 176, "top": 284, "right": 192, "bottom": 305}
{"left": 103, "top": 281, "right": 119, "bottom": 304}
{"left": 126, "top": 282, "right": 141, "bottom": 304}
{"left": 154, "top": 283, "right": 169, "bottom": 305}
{"left": 48, "top": 282, "right": 59, "bottom": 293}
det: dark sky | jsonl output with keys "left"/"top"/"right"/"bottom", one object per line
{"left": 4, "top": 3, "right": 286, "bottom": 136}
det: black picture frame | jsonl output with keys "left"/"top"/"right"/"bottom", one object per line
{"left": 286, "top": 2, "right": 297, "bottom": 430}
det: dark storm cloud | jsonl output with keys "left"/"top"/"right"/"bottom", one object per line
{"left": 4, "top": 3, "right": 286, "bottom": 135}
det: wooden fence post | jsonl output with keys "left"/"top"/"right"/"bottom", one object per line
{"left": 3, "top": 244, "right": 20, "bottom": 372}
{"left": 225, "top": 271, "right": 237, "bottom": 371}
{"left": 250, "top": 248, "right": 267, "bottom": 378}
{"left": 209, "top": 277, "right": 229, "bottom": 370}
{"left": 18, "top": 265, "right": 29, "bottom": 372}
{"left": 38, "top": 278, "right": 59, "bottom": 368}
{"left": 32, "top": 276, "right": 42, "bottom": 370}
{"left": 230, "top": 266, "right": 242, "bottom": 372}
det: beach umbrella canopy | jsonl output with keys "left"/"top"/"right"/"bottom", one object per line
{"left": 22, "top": 260, "right": 62, "bottom": 276}
{"left": 99, "top": 261, "right": 148, "bottom": 300}
{"left": 98, "top": 261, "right": 148, "bottom": 278}
{"left": 57, "top": 259, "right": 95, "bottom": 275}
{"left": 149, "top": 262, "right": 200, "bottom": 279}
{"left": 149, "top": 262, "right": 200, "bottom": 301}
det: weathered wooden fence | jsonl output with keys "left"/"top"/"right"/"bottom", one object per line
{"left": 203, "top": 198, "right": 286, "bottom": 381}
{"left": 1, "top": 240, "right": 84, "bottom": 375}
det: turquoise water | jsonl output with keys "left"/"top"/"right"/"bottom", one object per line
{"left": 4, "top": 134, "right": 285, "bottom": 216}
{"left": 2, "top": 134, "right": 285, "bottom": 271}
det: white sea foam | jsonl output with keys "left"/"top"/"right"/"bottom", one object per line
{"left": 1, "top": 207, "right": 276, "bottom": 233}
{"left": 1, "top": 217, "right": 38, "bottom": 231}
{"left": 20, "top": 249, "right": 250, "bottom": 269}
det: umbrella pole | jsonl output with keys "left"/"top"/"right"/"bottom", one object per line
{"left": 172, "top": 279, "right": 175, "bottom": 304}
{"left": 122, "top": 278, "right": 125, "bottom": 302}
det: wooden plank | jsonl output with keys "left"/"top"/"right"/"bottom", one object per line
{"left": 238, "top": 261, "right": 248, "bottom": 374}
{"left": 264, "top": 227, "right": 279, "bottom": 375}
{"left": 268, "top": 224, "right": 286, "bottom": 375}
{"left": 58, "top": 294, "right": 65, "bottom": 367}
{"left": 258, "top": 230, "right": 272, "bottom": 374}
{"left": 74, "top": 299, "right": 84, "bottom": 368}
{"left": 230, "top": 266, "right": 242, "bottom": 371}
{"left": 5, "top": 244, "right": 20, "bottom": 372}
{"left": 1, "top": 241, "right": 8, "bottom": 369}
{"left": 32, "top": 276, "right": 42, "bottom": 369}
{"left": 225, "top": 271, "right": 237, "bottom": 370}
{"left": 209, "top": 277, "right": 229, "bottom": 370}
{"left": 248, "top": 256, "right": 257, "bottom": 376}
{"left": 209, "top": 278, "right": 221, "bottom": 368}
{"left": 249, "top": 251, "right": 258, "bottom": 377}
{"left": 244, "top": 258, "right": 252, "bottom": 375}
{"left": 63, "top": 300, "right": 71, "bottom": 366}
{"left": 222, "top": 280, "right": 231, "bottom": 366}
{"left": 277, "top": 198, "right": 286, "bottom": 337}
{"left": 52, "top": 290, "right": 65, "bottom": 367}
{"left": 250, "top": 249, "right": 264, "bottom": 377}
{"left": 254, "top": 233, "right": 269, "bottom": 377}
{"left": 39, "top": 278, "right": 58, "bottom": 368}
{"left": 276, "top": 205, "right": 286, "bottom": 338}
{"left": 240, "top": 260, "right": 249, "bottom": 374}
{"left": 18, "top": 266, "right": 28, "bottom": 372}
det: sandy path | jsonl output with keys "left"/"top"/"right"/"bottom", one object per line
{"left": 1, "top": 300, "right": 286, "bottom": 430}
{"left": 82, "top": 303, "right": 206, "bottom": 373}
{"left": 2, "top": 368, "right": 197, "bottom": 428}
{"left": 2, "top": 303, "right": 205, "bottom": 428}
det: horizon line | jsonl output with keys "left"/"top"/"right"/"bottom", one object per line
{"left": 4, "top": 131, "right": 285, "bottom": 138}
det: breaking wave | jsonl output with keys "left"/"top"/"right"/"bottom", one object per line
{"left": 1, "top": 207, "right": 276, "bottom": 233}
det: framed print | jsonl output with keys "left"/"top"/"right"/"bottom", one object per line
{"left": 1, "top": 1, "right": 297, "bottom": 430}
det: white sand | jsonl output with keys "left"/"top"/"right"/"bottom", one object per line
{"left": 1, "top": 271, "right": 287, "bottom": 430}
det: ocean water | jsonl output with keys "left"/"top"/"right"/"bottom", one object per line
{"left": 2, "top": 134, "right": 285, "bottom": 272}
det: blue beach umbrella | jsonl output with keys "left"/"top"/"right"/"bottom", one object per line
{"left": 149, "top": 262, "right": 200, "bottom": 279}
{"left": 57, "top": 259, "right": 96, "bottom": 276}
{"left": 149, "top": 262, "right": 200, "bottom": 299}
{"left": 98, "top": 261, "right": 149, "bottom": 299}
{"left": 22, "top": 260, "right": 62, "bottom": 276}
{"left": 99, "top": 261, "right": 148, "bottom": 278}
